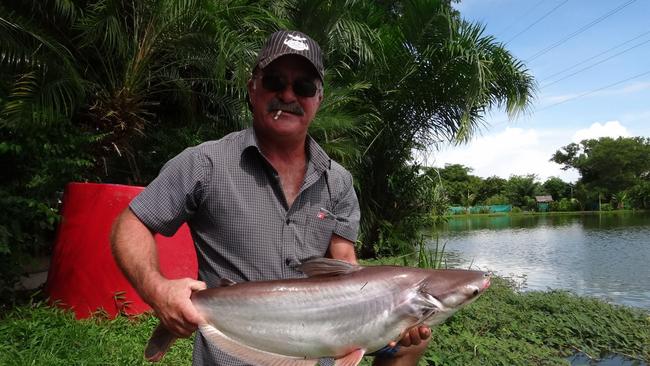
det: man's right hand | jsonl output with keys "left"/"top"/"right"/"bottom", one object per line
{"left": 147, "top": 277, "right": 207, "bottom": 337}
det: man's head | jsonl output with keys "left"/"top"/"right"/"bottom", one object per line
{"left": 254, "top": 30, "right": 324, "bottom": 82}
{"left": 248, "top": 30, "right": 324, "bottom": 141}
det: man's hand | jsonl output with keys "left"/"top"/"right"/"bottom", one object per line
{"left": 388, "top": 325, "right": 431, "bottom": 348}
{"left": 148, "top": 277, "right": 207, "bottom": 338}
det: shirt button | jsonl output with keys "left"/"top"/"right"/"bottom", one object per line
{"left": 286, "top": 218, "right": 290, "bottom": 225}
{"left": 285, "top": 258, "right": 292, "bottom": 265}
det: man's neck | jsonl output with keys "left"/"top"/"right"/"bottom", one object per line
{"left": 255, "top": 130, "right": 309, "bottom": 208}
{"left": 254, "top": 128, "right": 308, "bottom": 163}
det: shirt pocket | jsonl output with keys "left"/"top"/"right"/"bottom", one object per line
{"left": 301, "top": 207, "right": 338, "bottom": 258}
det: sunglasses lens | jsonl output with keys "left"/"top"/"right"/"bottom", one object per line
{"left": 261, "top": 74, "right": 317, "bottom": 97}
{"left": 293, "top": 79, "right": 317, "bottom": 97}
{"left": 262, "top": 74, "right": 286, "bottom": 92}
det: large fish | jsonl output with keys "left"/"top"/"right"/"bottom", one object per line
{"left": 145, "top": 258, "right": 490, "bottom": 366}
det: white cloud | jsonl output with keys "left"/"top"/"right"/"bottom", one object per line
{"left": 571, "top": 120, "right": 630, "bottom": 142}
{"left": 418, "top": 121, "right": 637, "bottom": 184}
{"left": 420, "top": 126, "right": 579, "bottom": 182}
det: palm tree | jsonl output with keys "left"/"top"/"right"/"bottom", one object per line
{"left": 0, "top": 0, "right": 279, "bottom": 293}
{"left": 283, "top": 0, "right": 537, "bottom": 257}
{"left": 1, "top": 0, "right": 278, "bottom": 183}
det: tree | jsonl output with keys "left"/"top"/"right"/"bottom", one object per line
{"left": 477, "top": 175, "right": 507, "bottom": 204}
{"left": 551, "top": 137, "right": 650, "bottom": 207}
{"left": 1, "top": 0, "right": 537, "bottom": 275}
{"left": 0, "top": 0, "right": 280, "bottom": 296}
{"left": 1, "top": 0, "right": 278, "bottom": 183}
{"left": 435, "top": 164, "right": 481, "bottom": 205}
{"left": 282, "top": 0, "right": 536, "bottom": 257}
{"left": 505, "top": 174, "right": 541, "bottom": 209}
{"left": 542, "top": 176, "right": 572, "bottom": 201}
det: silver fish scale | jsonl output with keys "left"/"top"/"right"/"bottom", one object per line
{"left": 193, "top": 274, "right": 427, "bottom": 358}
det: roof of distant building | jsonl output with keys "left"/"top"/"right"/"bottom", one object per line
{"left": 535, "top": 195, "right": 554, "bottom": 203}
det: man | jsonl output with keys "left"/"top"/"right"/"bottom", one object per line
{"left": 111, "top": 30, "right": 430, "bottom": 366}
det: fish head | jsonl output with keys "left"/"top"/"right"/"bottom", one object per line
{"left": 418, "top": 269, "right": 491, "bottom": 326}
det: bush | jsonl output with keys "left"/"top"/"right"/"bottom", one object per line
{"left": 0, "top": 122, "right": 96, "bottom": 301}
{"left": 484, "top": 194, "right": 509, "bottom": 205}
{"left": 552, "top": 198, "right": 580, "bottom": 212}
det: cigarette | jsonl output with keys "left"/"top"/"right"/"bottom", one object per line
{"left": 273, "top": 110, "right": 282, "bottom": 120}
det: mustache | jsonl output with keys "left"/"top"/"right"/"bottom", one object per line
{"left": 267, "top": 99, "right": 304, "bottom": 116}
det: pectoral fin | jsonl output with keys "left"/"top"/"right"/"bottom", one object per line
{"left": 334, "top": 349, "right": 365, "bottom": 366}
{"left": 199, "top": 324, "right": 318, "bottom": 366}
{"left": 144, "top": 323, "right": 177, "bottom": 362}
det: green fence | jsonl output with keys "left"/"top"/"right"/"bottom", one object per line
{"left": 448, "top": 204, "right": 512, "bottom": 214}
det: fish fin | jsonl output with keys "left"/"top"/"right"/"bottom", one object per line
{"left": 218, "top": 278, "right": 237, "bottom": 287}
{"left": 199, "top": 324, "right": 318, "bottom": 366}
{"left": 334, "top": 349, "right": 365, "bottom": 366}
{"left": 144, "top": 323, "right": 177, "bottom": 362}
{"left": 297, "top": 258, "right": 362, "bottom": 277}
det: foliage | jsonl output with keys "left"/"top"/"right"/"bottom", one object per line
{"left": 484, "top": 194, "right": 509, "bottom": 205}
{"left": 628, "top": 181, "right": 650, "bottom": 209}
{"left": 0, "top": 120, "right": 96, "bottom": 299}
{"left": 0, "top": 0, "right": 536, "bottom": 280}
{"left": 551, "top": 137, "right": 650, "bottom": 208}
{"left": 504, "top": 174, "right": 541, "bottom": 209}
{"left": 421, "top": 277, "right": 650, "bottom": 365}
{"left": 542, "top": 176, "right": 572, "bottom": 201}
{"left": 476, "top": 176, "right": 507, "bottom": 204}
{"left": 550, "top": 198, "right": 581, "bottom": 212}
{"left": 0, "top": 0, "right": 280, "bottom": 293}
{"left": 307, "top": 0, "right": 536, "bottom": 258}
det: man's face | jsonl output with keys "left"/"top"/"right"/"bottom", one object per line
{"left": 248, "top": 55, "right": 323, "bottom": 140}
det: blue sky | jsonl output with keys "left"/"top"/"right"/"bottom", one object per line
{"left": 420, "top": 0, "right": 650, "bottom": 182}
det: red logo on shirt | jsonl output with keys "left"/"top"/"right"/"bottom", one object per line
{"left": 317, "top": 211, "right": 326, "bottom": 220}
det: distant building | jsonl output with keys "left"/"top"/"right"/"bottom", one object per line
{"left": 535, "top": 195, "right": 554, "bottom": 212}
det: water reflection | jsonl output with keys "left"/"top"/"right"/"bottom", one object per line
{"left": 433, "top": 212, "right": 650, "bottom": 309}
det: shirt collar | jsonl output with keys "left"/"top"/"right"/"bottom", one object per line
{"left": 241, "top": 127, "right": 331, "bottom": 172}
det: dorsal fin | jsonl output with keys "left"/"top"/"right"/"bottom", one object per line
{"left": 297, "top": 258, "right": 362, "bottom": 277}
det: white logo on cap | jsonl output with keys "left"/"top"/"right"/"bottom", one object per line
{"left": 284, "top": 34, "right": 309, "bottom": 51}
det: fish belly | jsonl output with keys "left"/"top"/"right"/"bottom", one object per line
{"left": 195, "top": 280, "right": 418, "bottom": 358}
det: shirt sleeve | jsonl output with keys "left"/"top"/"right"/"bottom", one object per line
{"left": 330, "top": 167, "right": 360, "bottom": 242}
{"left": 129, "top": 147, "right": 207, "bottom": 236}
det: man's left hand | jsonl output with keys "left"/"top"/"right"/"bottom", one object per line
{"left": 389, "top": 325, "right": 431, "bottom": 348}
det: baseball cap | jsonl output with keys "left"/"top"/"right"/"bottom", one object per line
{"left": 254, "top": 30, "right": 324, "bottom": 82}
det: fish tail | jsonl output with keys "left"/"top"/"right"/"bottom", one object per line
{"left": 144, "top": 323, "right": 177, "bottom": 362}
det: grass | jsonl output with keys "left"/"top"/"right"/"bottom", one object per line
{"left": 1, "top": 279, "right": 648, "bottom": 365}
{"left": 0, "top": 299, "right": 193, "bottom": 365}
{"left": 421, "top": 276, "right": 650, "bottom": 365}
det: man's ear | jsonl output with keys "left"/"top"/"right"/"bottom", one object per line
{"left": 247, "top": 78, "right": 255, "bottom": 106}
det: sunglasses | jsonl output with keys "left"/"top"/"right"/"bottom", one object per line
{"left": 260, "top": 74, "right": 319, "bottom": 98}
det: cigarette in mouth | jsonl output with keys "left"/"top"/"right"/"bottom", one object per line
{"left": 273, "top": 110, "right": 282, "bottom": 120}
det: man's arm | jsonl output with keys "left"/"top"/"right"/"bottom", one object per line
{"left": 327, "top": 234, "right": 358, "bottom": 264}
{"left": 110, "top": 208, "right": 206, "bottom": 337}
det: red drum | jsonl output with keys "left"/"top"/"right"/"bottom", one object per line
{"left": 46, "top": 182, "right": 197, "bottom": 319}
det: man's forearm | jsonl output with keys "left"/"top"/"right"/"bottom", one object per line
{"left": 110, "top": 208, "right": 165, "bottom": 305}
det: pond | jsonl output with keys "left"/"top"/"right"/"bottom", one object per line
{"left": 432, "top": 211, "right": 650, "bottom": 309}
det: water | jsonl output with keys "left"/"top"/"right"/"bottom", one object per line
{"left": 432, "top": 211, "right": 650, "bottom": 309}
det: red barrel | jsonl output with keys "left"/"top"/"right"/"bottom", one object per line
{"left": 46, "top": 182, "right": 198, "bottom": 319}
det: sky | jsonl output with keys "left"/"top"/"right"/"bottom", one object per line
{"left": 418, "top": 0, "right": 650, "bottom": 183}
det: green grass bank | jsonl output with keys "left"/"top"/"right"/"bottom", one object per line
{"left": 445, "top": 209, "right": 648, "bottom": 219}
{"left": 1, "top": 276, "right": 648, "bottom": 366}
